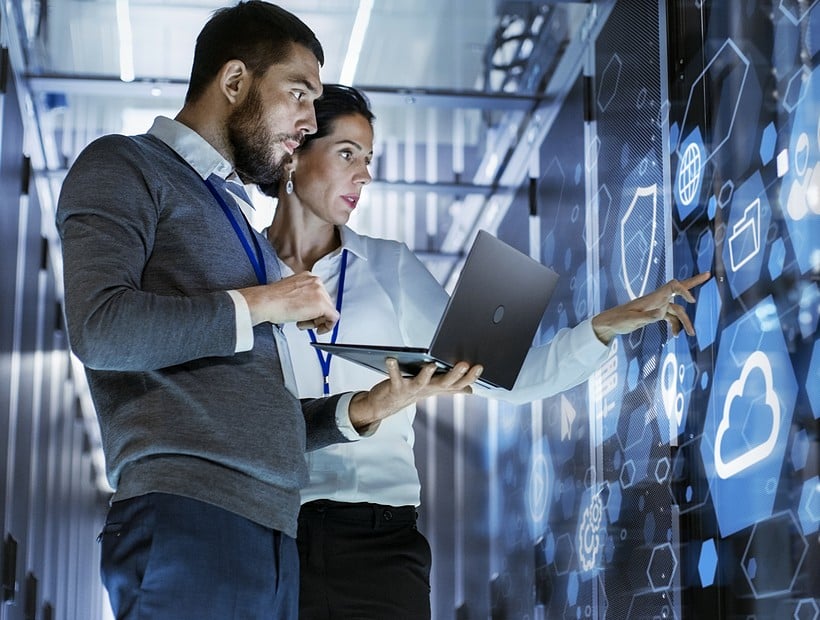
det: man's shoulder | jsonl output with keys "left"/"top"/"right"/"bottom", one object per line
{"left": 78, "top": 132, "right": 167, "bottom": 161}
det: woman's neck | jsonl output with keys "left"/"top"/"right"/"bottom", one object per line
{"left": 268, "top": 203, "right": 341, "bottom": 273}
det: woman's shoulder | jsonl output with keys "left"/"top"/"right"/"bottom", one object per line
{"left": 342, "top": 227, "right": 406, "bottom": 258}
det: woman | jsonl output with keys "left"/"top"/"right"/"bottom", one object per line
{"left": 266, "top": 85, "right": 706, "bottom": 619}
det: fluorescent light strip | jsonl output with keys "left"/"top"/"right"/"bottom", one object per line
{"left": 116, "top": 0, "right": 135, "bottom": 82}
{"left": 339, "top": 0, "right": 374, "bottom": 85}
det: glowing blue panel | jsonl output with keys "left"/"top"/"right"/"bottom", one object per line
{"left": 654, "top": 335, "right": 696, "bottom": 443}
{"left": 797, "top": 476, "right": 819, "bottom": 535}
{"left": 674, "top": 127, "right": 706, "bottom": 219}
{"left": 699, "top": 297, "right": 799, "bottom": 536}
{"left": 759, "top": 121, "right": 777, "bottom": 165}
{"left": 722, "top": 172, "right": 772, "bottom": 299}
{"left": 778, "top": 66, "right": 820, "bottom": 275}
{"left": 809, "top": 340, "right": 820, "bottom": 419}
{"left": 694, "top": 277, "right": 721, "bottom": 351}
{"left": 698, "top": 538, "right": 718, "bottom": 587}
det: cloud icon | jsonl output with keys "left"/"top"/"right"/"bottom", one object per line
{"left": 715, "top": 351, "right": 780, "bottom": 479}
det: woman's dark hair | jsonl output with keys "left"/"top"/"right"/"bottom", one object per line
{"left": 300, "top": 84, "right": 375, "bottom": 150}
{"left": 185, "top": 1, "right": 324, "bottom": 103}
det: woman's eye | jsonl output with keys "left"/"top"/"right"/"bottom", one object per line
{"left": 293, "top": 91, "right": 304, "bottom": 101}
{"left": 340, "top": 151, "right": 352, "bottom": 160}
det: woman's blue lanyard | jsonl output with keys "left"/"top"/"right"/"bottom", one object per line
{"left": 204, "top": 178, "right": 267, "bottom": 285}
{"left": 308, "top": 249, "right": 349, "bottom": 395}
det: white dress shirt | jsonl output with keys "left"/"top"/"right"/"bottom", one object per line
{"left": 282, "top": 226, "right": 611, "bottom": 507}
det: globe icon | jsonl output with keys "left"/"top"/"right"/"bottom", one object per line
{"left": 677, "top": 142, "right": 702, "bottom": 206}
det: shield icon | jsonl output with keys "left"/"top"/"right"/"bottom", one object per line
{"left": 620, "top": 184, "right": 658, "bottom": 300}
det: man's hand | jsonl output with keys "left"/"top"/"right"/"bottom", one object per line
{"left": 591, "top": 272, "right": 711, "bottom": 345}
{"left": 348, "top": 359, "right": 483, "bottom": 431}
{"left": 238, "top": 272, "right": 339, "bottom": 333}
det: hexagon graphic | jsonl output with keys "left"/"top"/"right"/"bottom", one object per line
{"left": 797, "top": 476, "right": 819, "bottom": 535}
{"left": 798, "top": 284, "right": 820, "bottom": 340}
{"left": 722, "top": 172, "right": 773, "bottom": 299}
{"left": 553, "top": 532, "right": 574, "bottom": 576}
{"left": 696, "top": 228, "right": 715, "bottom": 274}
{"left": 694, "top": 277, "right": 721, "bottom": 351}
{"left": 809, "top": 339, "right": 820, "bottom": 419}
{"left": 760, "top": 122, "right": 777, "bottom": 165}
{"left": 598, "top": 54, "right": 623, "bottom": 113}
{"left": 741, "top": 511, "right": 808, "bottom": 598}
{"left": 654, "top": 335, "right": 696, "bottom": 442}
{"left": 700, "top": 297, "right": 798, "bottom": 536}
{"left": 779, "top": 0, "right": 820, "bottom": 25}
{"left": 768, "top": 238, "right": 786, "bottom": 280}
{"left": 647, "top": 543, "right": 678, "bottom": 592}
{"left": 794, "top": 598, "right": 820, "bottom": 620}
{"left": 677, "top": 39, "right": 751, "bottom": 172}
{"left": 778, "top": 65, "right": 820, "bottom": 275}
{"left": 783, "top": 67, "right": 808, "bottom": 113}
{"left": 698, "top": 538, "right": 718, "bottom": 587}
{"left": 791, "top": 429, "right": 810, "bottom": 471}
{"left": 674, "top": 128, "right": 706, "bottom": 219}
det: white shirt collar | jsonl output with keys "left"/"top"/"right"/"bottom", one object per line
{"left": 147, "top": 116, "right": 234, "bottom": 182}
{"left": 338, "top": 225, "right": 368, "bottom": 261}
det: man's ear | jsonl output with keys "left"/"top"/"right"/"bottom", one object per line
{"left": 217, "top": 59, "right": 250, "bottom": 105}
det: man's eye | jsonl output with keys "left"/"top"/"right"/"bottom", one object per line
{"left": 293, "top": 92, "right": 304, "bottom": 101}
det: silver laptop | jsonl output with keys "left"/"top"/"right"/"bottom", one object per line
{"left": 312, "top": 230, "right": 559, "bottom": 390}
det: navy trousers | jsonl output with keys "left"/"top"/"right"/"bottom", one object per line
{"left": 297, "top": 500, "right": 432, "bottom": 620}
{"left": 99, "top": 492, "right": 298, "bottom": 620}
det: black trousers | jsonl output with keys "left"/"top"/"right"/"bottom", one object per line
{"left": 297, "top": 500, "right": 431, "bottom": 620}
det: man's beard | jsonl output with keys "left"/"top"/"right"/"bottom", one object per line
{"left": 227, "top": 84, "right": 298, "bottom": 186}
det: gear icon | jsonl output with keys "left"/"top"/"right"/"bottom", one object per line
{"left": 578, "top": 494, "right": 603, "bottom": 571}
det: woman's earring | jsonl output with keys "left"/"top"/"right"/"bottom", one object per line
{"left": 285, "top": 169, "right": 294, "bottom": 195}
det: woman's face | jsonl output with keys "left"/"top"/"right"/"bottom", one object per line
{"left": 291, "top": 112, "right": 373, "bottom": 226}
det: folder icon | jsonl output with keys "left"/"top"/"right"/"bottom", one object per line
{"left": 728, "top": 198, "right": 760, "bottom": 272}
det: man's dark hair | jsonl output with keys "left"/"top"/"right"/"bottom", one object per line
{"left": 185, "top": 1, "right": 324, "bottom": 103}
{"left": 300, "top": 84, "right": 375, "bottom": 150}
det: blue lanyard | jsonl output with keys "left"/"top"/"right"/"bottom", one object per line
{"left": 307, "top": 249, "right": 349, "bottom": 395}
{"left": 205, "top": 178, "right": 267, "bottom": 285}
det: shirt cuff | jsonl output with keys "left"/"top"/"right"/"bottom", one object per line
{"left": 334, "top": 392, "right": 380, "bottom": 440}
{"left": 227, "top": 290, "right": 254, "bottom": 353}
{"left": 574, "top": 317, "right": 614, "bottom": 357}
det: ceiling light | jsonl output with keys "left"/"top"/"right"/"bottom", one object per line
{"left": 116, "top": 0, "right": 135, "bottom": 82}
{"left": 339, "top": 0, "right": 374, "bottom": 85}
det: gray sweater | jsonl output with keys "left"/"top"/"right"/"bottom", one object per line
{"left": 57, "top": 132, "right": 348, "bottom": 537}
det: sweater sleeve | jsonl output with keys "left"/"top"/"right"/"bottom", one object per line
{"left": 56, "top": 135, "right": 238, "bottom": 371}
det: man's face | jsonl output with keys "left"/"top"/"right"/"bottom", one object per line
{"left": 227, "top": 43, "right": 322, "bottom": 185}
